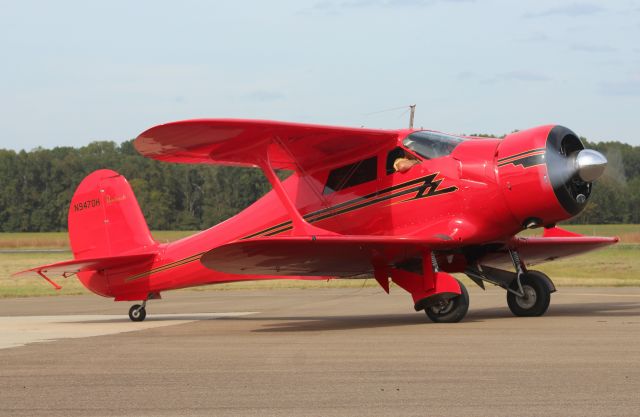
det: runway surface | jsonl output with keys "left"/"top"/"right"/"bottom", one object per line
{"left": 0, "top": 286, "right": 639, "bottom": 416}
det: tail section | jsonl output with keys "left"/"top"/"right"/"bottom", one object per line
{"left": 15, "top": 169, "right": 157, "bottom": 298}
{"left": 68, "top": 169, "right": 156, "bottom": 259}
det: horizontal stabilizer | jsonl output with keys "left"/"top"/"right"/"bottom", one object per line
{"left": 201, "top": 235, "right": 455, "bottom": 277}
{"left": 14, "top": 253, "right": 156, "bottom": 278}
{"left": 14, "top": 253, "right": 156, "bottom": 290}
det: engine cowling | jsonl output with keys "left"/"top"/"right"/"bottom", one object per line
{"left": 496, "top": 125, "right": 606, "bottom": 228}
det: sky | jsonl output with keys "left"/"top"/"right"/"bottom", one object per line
{"left": 1, "top": 0, "right": 639, "bottom": 151}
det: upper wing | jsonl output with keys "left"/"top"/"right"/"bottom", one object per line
{"left": 135, "top": 119, "right": 399, "bottom": 172}
{"left": 200, "top": 235, "right": 458, "bottom": 276}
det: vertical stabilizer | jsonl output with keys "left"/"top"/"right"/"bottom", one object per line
{"left": 68, "top": 169, "right": 156, "bottom": 259}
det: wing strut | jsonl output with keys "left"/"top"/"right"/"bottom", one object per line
{"left": 272, "top": 135, "right": 330, "bottom": 208}
{"left": 259, "top": 144, "right": 334, "bottom": 237}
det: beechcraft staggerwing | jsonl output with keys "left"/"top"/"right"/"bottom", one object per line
{"left": 17, "top": 119, "right": 617, "bottom": 323}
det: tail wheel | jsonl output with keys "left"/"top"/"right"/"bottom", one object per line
{"left": 425, "top": 279, "right": 469, "bottom": 323}
{"left": 128, "top": 304, "right": 147, "bottom": 322}
{"left": 507, "top": 271, "right": 551, "bottom": 317}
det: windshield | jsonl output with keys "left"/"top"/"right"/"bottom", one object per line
{"left": 403, "top": 131, "right": 466, "bottom": 159}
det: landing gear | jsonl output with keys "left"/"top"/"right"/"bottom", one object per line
{"left": 425, "top": 279, "right": 469, "bottom": 323}
{"left": 507, "top": 271, "right": 551, "bottom": 317}
{"left": 128, "top": 301, "right": 147, "bottom": 322}
{"left": 465, "top": 249, "right": 555, "bottom": 319}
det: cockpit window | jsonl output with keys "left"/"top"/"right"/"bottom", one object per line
{"left": 403, "top": 131, "right": 466, "bottom": 160}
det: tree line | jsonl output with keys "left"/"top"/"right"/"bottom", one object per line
{"left": 571, "top": 139, "right": 640, "bottom": 224}
{"left": 0, "top": 138, "right": 638, "bottom": 232}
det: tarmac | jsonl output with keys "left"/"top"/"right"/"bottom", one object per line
{"left": 0, "top": 285, "right": 639, "bottom": 416}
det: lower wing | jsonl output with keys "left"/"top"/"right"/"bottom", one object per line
{"left": 200, "top": 235, "right": 456, "bottom": 276}
{"left": 481, "top": 227, "right": 618, "bottom": 268}
{"left": 202, "top": 228, "right": 619, "bottom": 277}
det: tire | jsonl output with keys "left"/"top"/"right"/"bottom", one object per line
{"left": 425, "top": 279, "right": 469, "bottom": 323}
{"left": 507, "top": 271, "right": 551, "bottom": 317}
{"left": 128, "top": 304, "right": 146, "bottom": 322}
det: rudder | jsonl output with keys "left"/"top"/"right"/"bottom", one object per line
{"left": 68, "top": 169, "right": 156, "bottom": 259}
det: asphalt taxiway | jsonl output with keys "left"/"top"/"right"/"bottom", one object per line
{"left": 0, "top": 286, "right": 639, "bottom": 416}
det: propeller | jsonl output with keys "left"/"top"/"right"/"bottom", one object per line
{"left": 545, "top": 126, "right": 607, "bottom": 215}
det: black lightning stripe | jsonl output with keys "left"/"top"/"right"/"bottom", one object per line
{"left": 502, "top": 154, "right": 546, "bottom": 168}
{"left": 243, "top": 173, "right": 457, "bottom": 239}
{"left": 498, "top": 149, "right": 546, "bottom": 168}
{"left": 497, "top": 148, "right": 545, "bottom": 163}
{"left": 243, "top": 175, "right": 437, "bottom": 239}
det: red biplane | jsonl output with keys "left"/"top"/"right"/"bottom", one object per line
{"left": 17, "top": 120, "right": 617, "bottom": 323}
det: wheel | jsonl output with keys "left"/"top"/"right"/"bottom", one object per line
{"left": 507, "top": 271, "right": 551, "bottom": 317}
{"left": 425, "top": 279, "right": 469, "bottom": 323}
{"left": 128, "top": 304, "right": 146, "bottom": 322}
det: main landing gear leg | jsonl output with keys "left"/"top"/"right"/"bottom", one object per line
{"left": 506, "top": 270, "right": 552, "bottom": 317}
{"left": 390, "top": 252, "right": 470, "bottom": 323}
{"left": 128, "top": 300, "right": 147, "bottom": 322}
{"left": 506, "top": 250, "right": 552, "bottom": 317}
{"left": 424, "top": 279, "right": 469, "bottom": 323}
{"left": 465, "top": 251, "right": 555, "bottom": 318}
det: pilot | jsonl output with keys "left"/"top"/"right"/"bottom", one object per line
{"left": 393, "top": 151, "right": 419, "bottom": 173}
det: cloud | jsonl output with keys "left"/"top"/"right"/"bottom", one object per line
{"left": 340, "top": 0, "right": 474, "bottom": 7}
{"left": 301, "top": 0, "right": 340, "bottom": 14}
{"left": 571, "top": 43, "right": 617, "bottom": 53}
{"left": 243, "top": 90, "right": 286, "bottom": 102}
{"left": 456, "top": 71, "right": 475, "bottom": 80}
{"left": 300, "top": 0, "right": 473, "bottom": 15}
{"left": 498, "top": 70, "right": 551, "bottom": 82}
{"left": 478, "top": 70, "right": 551, "bottom": 85}
{"left": 519, "top": 32, "right": 550, "bottom": 43}
{"left": 599, "top": 80, "right": 640, "bottom": 96}
{"left": 523, "top": 3, "right": 604, "bottom": 18}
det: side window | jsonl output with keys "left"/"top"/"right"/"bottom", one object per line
{"left": 386, "top": 147, "right": 404, "bottom": 174}
{"left": 323, "top": 156, "right": 378, "bottom": 195}
{"left": 386, "top": 147, "right": 420, "bottom": 174}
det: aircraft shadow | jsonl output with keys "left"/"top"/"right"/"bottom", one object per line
{"left": 78, "top": 315, "right": 240, "bottom": 324}
{"left": 74, "top": 301, "right": 638, "bottom": 329}
{"left": 545, "top": 301, "right": 640, "bottom": 318}
{"left": 466, "top": 301, "right": 639, "bottom": 321}
{"left": 245, "top": 301, "right": 639, "bottom": 332}
{"left": 241, "top": 313, "right": 489, "bottom": 333}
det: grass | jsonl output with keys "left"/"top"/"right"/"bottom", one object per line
{"left": 0, "top": 226, "right": 638, "bottom": 298}
{"left": 0, "top": 225, "right": 636, "bottom": 249}
{"left": 0, "top": 231, "right": 197, "bottom": 249}
{"left": 527, "top": 243, "right": 639, "bottom": 287}
{"left": 518, "top": 224, "right": 640, "bottom": 243}
{"left": 0, "top": 252, "right": 89, "bottom": 297}
{"left": 0, "top": 232, "right": 71, "bottom": 249}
